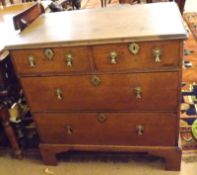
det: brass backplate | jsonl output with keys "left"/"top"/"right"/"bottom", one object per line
{"left": 129, "top": 43, "right": 140, "bottom": 55}
{"left": 44, "top": 48, "right": 54, "bottom": 60}
{"left": 91, "top": 75, "right": 101, "bottom": 86}
{"left": 97, "top": 114, "right": 107, "bottom": 123}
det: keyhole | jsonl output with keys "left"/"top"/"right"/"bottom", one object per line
{"left": 129, "top": 43, "right": 140, "bottom": 55}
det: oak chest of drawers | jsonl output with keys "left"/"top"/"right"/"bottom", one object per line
{"left": 7, "top": 2, "right": 187, "bottom": 170}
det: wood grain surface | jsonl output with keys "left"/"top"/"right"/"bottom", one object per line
{"left": 9, "top": 2, "right": 184, "bottom": 170}
{"left": 20, "top": 72, "right": 179, "bottom": 112}
{"left": 34, "top": 112, "right": 177, "bottom": 146}
{"left": 6, "top": 2, "right": 187, "bottom": 50}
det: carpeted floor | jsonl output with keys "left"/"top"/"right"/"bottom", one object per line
{"left": 0, "top": 150, "right": 197, "bottom": 175}
{"left": 182, "top": 22, "right": 197, "bottom": 83}
{"left": 179, "top": 11, "right": 197, "bottom": 156}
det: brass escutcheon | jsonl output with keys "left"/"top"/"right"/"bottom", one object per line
{"left": 44, "top": 48, "right": 54, "bottom": 60}
{"left": 129, "top": 43, "right": 140, "bottom": 55}
{"left": 91, "top": 75, "right": 101, "bottom": 86}
{"left": 97, "top": 113, "right": 107, "bottom": 123}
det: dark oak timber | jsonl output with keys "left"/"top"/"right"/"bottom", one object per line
{"left": 7, "top": 2, "right": 187, "bottom": 170}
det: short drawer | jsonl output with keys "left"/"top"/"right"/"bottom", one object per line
{"left": 11, "top": 46, "right": 91, "bottom": 74}
{"left": 92, "top": 40, "right": 181, "bottom": 71}
{"left": 21, "top": 72, "right": 179, "bottom": 112}
{"left": 34, "top": 113, "right": 177, "bottom": 146}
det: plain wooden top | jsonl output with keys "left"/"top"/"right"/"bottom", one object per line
{"left": 6, "top": 2, "right": 187, "bottom": 50}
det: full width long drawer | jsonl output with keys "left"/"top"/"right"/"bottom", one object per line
{"left": 11, "top": 46, "right": 92, "bottom": 74}
{"left": 93, "top": 40, "right": 181, "bottom": 71}
{"left": 34, "top": 113, "right": 177, "bottom": 146}
{"left": 21, "top": 72, "right": 179, "bottom": 112}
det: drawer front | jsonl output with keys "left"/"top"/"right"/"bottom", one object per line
{"left": 21, "top": 72, "right": 179, "bottom": 112}
{"left": 93, "top": 41, "right": 180, "bottom": 71}
{"left": 11, "top": 46, "right": 91, "bottom": 74}
{"left": 34, "top": 113, "right": 177, "bottom": 146}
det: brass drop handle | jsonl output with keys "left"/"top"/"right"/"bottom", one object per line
{"left": 65, "top": 53, "right": 73, "bottom": 67}
{"left": 65, "top": 125, "right": 73, "bottom": 135}
{"left": 136, "top": 125, "right": 144, "bottom": 136}
{"left": 55, "top": 88, "right": 63, "bottom": 100}
{"left": 110, "top": 51, "right": 118, "bottom": 64}
{"left": 134, "top": 86, "right": 142, "bottom": 99}
{"left": 28, "top": 56, "right": 36, "bottom": 68}
{"left": 153, "top": 49, "right": 162, "bottom": 63}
